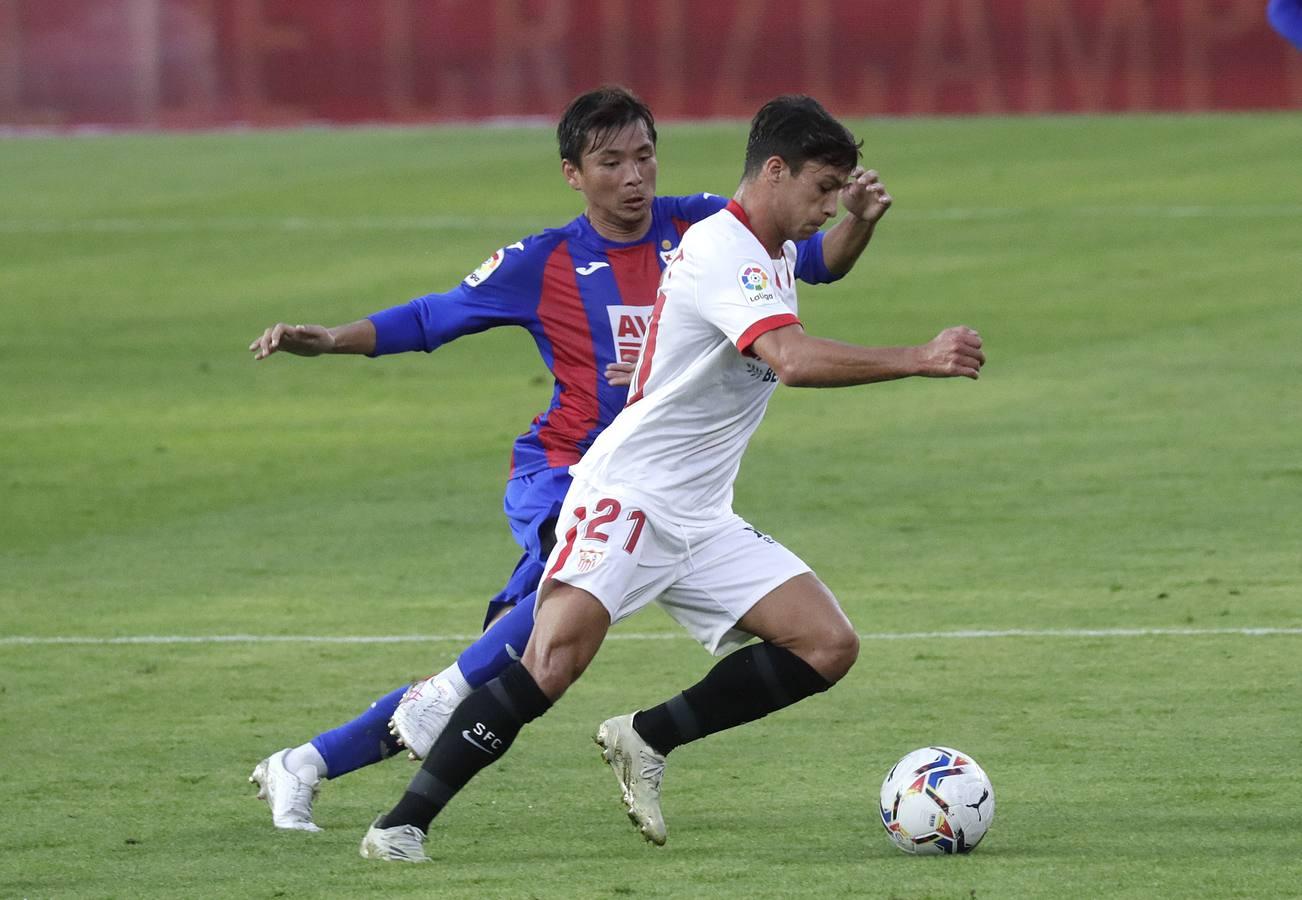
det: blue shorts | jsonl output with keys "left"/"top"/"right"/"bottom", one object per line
{"left": 483, "top": 466, "right": 572, "bottom": 627}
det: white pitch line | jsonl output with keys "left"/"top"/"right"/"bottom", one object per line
{"left": 1, "top": 626, "right": 1300, "bottom": 647}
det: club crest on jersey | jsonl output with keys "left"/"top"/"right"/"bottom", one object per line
{"left": 463, "top": 242, "right": 523, "bottom": 287}
{"left": 607, "top": 305, "right": 652, "bottom": 363}
{"left": 738, "top": 262, "right": 778, "bottom": 305}
{"left": 576, "top": 548, "right": 605, "bottom": 573}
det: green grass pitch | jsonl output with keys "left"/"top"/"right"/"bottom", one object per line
{"left": 2, "top": 113, "right": 1300, "bottom": 898}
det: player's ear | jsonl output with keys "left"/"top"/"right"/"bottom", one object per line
{"left": 561, "top": 158, "right": 583, "bottom": 192}
{"left": 763, "top": 155, "right": 786, "bottom": 184}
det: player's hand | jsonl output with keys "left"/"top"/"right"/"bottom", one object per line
{"left": 605, "top": 361, "right": 636, "bottom": 387}
{"left": 841, "top": 167, "right": 892, "bottom": 225}
{"left": 918, "top": 326, "right": 984, "bottom": 380}
{"left": 249, "top": 323, "right": 336, "bottom": 360}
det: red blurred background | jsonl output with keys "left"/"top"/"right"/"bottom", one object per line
{"left": 2, "top": 0, "right": 1299, "bottom": 128}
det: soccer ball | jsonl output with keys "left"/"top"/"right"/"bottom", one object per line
{"left": 879, "top": 746, "right": 995, "bottom": 855}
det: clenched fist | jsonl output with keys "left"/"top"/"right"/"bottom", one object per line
{"left": 918, "top": 326, "right": 985, "bottom": 379}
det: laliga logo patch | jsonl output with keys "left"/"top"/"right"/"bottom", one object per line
{"left": 464, "top": 242, "right": 524, "bottom": 287}
{"left": 737, "top": 262, "right": 778, "bottom": 305}
{"left": 739, "top": 264, "right": 768, "bottom": 292}
{"left": 464, "top": 251, "right": 503, "bottom": 286}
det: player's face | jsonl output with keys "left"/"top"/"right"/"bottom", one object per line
{"left": 780, "top": 160, "right": 850, "bottom": 241}
{"left": 564, "top": 120, "right": 658, "bottom": 237}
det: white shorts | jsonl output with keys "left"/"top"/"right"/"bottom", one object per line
{"left": 539, "top": 479, "right": 811, "bottom": 655}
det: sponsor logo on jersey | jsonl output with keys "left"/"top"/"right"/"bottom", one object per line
{"left": 576, "top": 548, "right": 605, "bottom": 573}
{"left": 745, "top": 360, "right": 779, "bottom": 383}
{"left": 607, "top": 304, "right": 652, "bottom": 363}
{"left": 738, "top": 262, "right": 779, "bottom": 305}
{"left": 463, "top": 242, "right": 523, "bottom": 287}
{"left": 575, "top": 261, "right": 610, "bottom": 276}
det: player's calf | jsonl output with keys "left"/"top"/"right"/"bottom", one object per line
{"left": 629, "top": 641, "right": 836, "bottom": 760}
{"left": 372, "top": 661, "right": 553, "bottom": 838}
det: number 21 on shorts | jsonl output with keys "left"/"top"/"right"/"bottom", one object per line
{"left": 548, "top": 498, "right": 648, "bottom": 580}
{"left": 582, "top": 498, "right": 646, "bottom": 553}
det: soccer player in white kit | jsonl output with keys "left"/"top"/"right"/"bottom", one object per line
{"left": 361, "top": 95, "right": 986, "bottom": 861}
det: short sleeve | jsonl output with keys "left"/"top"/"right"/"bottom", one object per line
{"left": 693, "top": 254, "right": 801, "bottom": 358}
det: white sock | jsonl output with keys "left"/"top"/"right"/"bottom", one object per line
{"left": 439, "top": 662, "right": 473, "bottom": 700}
{"left": 284, "top": 742, "right": 326, "bottom": 779}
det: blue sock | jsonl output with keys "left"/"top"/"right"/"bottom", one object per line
{"left": 456, "top": 592, "right": 537, "bottom": 688}
{"left": 309, "top": 685, "right": 406, "bottom": 779}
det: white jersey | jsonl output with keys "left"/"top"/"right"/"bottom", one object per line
{"left": 570, "top": 200, "right": 802, "bottom": 525}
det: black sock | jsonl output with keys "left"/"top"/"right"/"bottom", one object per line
{"left": 632, "top": 642, "right": 832, "bottom": 755}
{"left": 380, "top": 662, "right": 551, "bottom": 831}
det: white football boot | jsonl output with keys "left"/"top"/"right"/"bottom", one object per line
{"left": 249, "top": 748, "right": 322, "bottom": 832}
{"left": 390, "top": 673, "right": 463, "bottom": 760}
{"left": 359, "top": 817, "right": 430, "bottom": 863}
{"left": 594, "top": 713, "right": 667, "bottom": 846}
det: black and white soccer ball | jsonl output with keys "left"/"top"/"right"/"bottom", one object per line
{"left": 879, "top": 746, "right": 995, "bottom": 854}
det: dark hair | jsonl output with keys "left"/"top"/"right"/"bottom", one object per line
{"left": 742, "top": 95, "right": 861, "bottom": 179}
{"left": 557, "top": 86, "right": 658, "bottom": 167}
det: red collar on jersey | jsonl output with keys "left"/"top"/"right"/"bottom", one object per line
{"left": 726, "top": 198, "right": 783, "bottom": 260}
{"left": 725, "top": 199, "right": 759, "bottom": 240}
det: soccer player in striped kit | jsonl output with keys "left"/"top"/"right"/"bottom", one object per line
{"left": 360, "top": 94, "right": 983, "bottom": 860}
{"left": 247, "top": 86, "right": 892, "bottom": 831}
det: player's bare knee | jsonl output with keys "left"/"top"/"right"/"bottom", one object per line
{"left": 522, "top": 649, "right": 578, "bottom": 701}
{"left": 825, "top": 624, "right": 860, "bottom": 682}
{"left": 801, "top": 621, "right": 859, "bottom": 683}
{"left": 522, "top": 635, "right": 585, "bottom": 699}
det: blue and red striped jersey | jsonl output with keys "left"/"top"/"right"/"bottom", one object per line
{"left": 367, "top": 194, "right": 839, "bottom": 478}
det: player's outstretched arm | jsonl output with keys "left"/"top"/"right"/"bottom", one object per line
{"left": 751, "top": 324, "right": 983, "bottom": 388}
{"left": 249, "top": 319, "right": 377, "bottom": 360}
{"left": 819, "top": 168, "right": 893, "bottom": 277}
